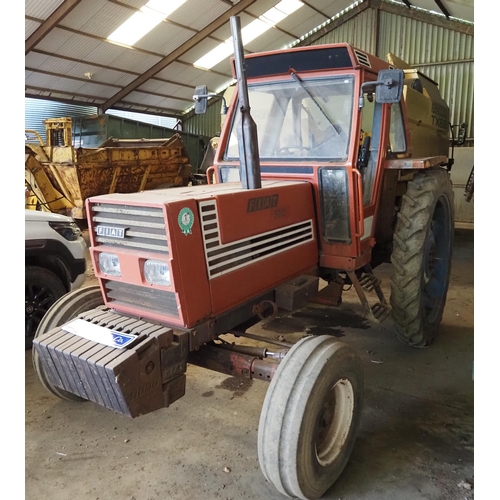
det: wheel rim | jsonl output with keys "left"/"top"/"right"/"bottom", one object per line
{"left": 315, "top": 378, "right": 355, "bottom": 467}
{"left": 25, "top": 282, "right": 59, "bottom": 340}
{"left": 423, "top": 195, "right": 451, "bottom": 324}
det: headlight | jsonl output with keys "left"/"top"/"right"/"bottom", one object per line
{"left": 99, "top": 252, "right": 121, "bottom": 276}
{"left": 49, "top": 221, "right": 81, "bottom": 241}
{"left": 144, "top": 259, "right": 170, "bottom": 286}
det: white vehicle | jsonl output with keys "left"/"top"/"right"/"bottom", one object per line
{"left": 25, "top": 210, "right": 88, "bottom": 349}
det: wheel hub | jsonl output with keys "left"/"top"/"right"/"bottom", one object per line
{"left": 422, "top": 197, "right": 451, "bottom": 324}
{"left": 315, "top": 377, "right": 355, "bottom": 467}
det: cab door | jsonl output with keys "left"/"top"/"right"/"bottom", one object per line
{"left": 355, "top": 91, "right": 407, "bottom": 255}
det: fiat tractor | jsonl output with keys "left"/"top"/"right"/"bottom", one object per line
{"left": 32, "top": 16, "right": 464, "bottom": 500}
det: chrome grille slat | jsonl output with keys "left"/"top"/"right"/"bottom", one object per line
{"left": 91, "top": 205, "right": 165, "bottom": 218}
{"left": 91, "top": 202, "right": 168, "bottom": 254}
{"left": 95, "top": 238, "right": 169, "bottom": 252}
{"left": 92, "top": 215, "right": 166, "bottom": 229}
{"left": 122, "top": 230, "right": 166, "bottom": 240}
{"left": 105, "top": 281, "right": 179, "bottom": 318}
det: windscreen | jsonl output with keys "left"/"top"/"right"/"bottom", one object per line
{"left": 225, "top": 76, "right": 354, "bottom": 162}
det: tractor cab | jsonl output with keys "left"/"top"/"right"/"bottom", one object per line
{"left": 196, "top": 44, "right": 405, "bottom": 274}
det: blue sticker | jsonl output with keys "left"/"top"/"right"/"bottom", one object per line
{"left": 110, "top": 331, "right": 136, "bottom": 348}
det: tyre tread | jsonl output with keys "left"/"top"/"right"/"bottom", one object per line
{"left": 390, "top": 169, "right": 454, "bottom": 347}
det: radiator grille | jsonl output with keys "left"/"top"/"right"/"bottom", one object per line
{"left": 199, "top": 200, "right": 314, "bottom": 279}
{"left": 90, "top": 203, "right": 168, "bottom": 254}
{"left": 105, "top": 281, "right": 179, "bottom": 318}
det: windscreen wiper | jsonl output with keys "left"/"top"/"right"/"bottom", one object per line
{"left": 290, "top": 71, "right": 344, "bottom": 136}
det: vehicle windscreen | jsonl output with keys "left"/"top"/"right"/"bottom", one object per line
{"left": 224, "top": 76, "right": 354, "bottom": 162}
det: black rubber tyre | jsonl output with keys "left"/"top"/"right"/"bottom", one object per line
{"left": 32, "top": 285, "right": 104, "bottom": 402}
{"left": 25, "top": 265, "right": 67, "bottom": 350}
{"left": 390, "top": 168, "right": 454, "bottom": 347}
{"left": 258, "top": 336, "right": 364, "bottom": 500}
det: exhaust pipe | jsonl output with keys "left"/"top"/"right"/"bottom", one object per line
{"left": 230, "top": 16, "right": 262, "bottom": 190}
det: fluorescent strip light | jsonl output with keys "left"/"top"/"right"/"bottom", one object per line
{"left": 108, "top": 0, "right": 186, "bottom": 46}
{"left": 194, "top": 42, "right": 234, "bottom": 70}
{"left": 193, "top": 0, "right": 304, "bottom": 70}
{"left": 241, "top": 19, "right": 271, "bottom": 44}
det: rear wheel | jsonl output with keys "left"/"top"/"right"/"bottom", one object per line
{"left": 32, "top": 285, "right": 104, "bottom": 401}
{"left": 25, "top": 266, "right": 66, "bottom": 350}
{"left": 390, "top": 168, "right": 454, "bottom": 347}
{"left": 258, "top": 336, "right": 363, "bottom": 500}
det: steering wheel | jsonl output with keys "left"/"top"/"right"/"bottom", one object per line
{"left": 279, "top": 145, "right": 310, "bottom": 154}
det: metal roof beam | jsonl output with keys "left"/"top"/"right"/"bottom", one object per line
{"left": 107, "top": 0, "right": 227, "bottom": 44}
{"left": 25, "top": 0, "right": 82, "bottom": 55}
{"left": 25, "top": 89, "right": 184, "bottom": 117}
{"left": 296, "top": 0, "right": 472, "bottom": 46}
{"left": 26, "top": 20, "right": 236, "bottom": 79}
{"left": 433, "top": 0, "right": 451, "bottom": 18}
{"left": 378, "top": 0, "right": 473, "bottom": 34}
{"left": 174, "top": 59, "right": 232, "bottom": 79}
{"left": 102, "top": 0, "right": 258, "bottom": 112}
{"left": 26, "top": 67, "right": 194, "bottom": 103}
{"left": 295, "top": 0, "right": 371, "bottom": 46}
{"left": 30, "top": 49, "right": 211, "bottom": 93}
{"left": 301, "top": 0, "right": 331, "bottom": 19}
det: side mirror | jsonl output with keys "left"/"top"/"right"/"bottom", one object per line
{"left": 193, "top": 85, "right": 208, "bottom": 115}
{"left": 375, "top": 69, "right": 404, "bottom": 104}
{"left": 359, "top": 69, "right": 404, "bottom": 108}
{"left": 193, "top": 85, "right": 228, "bottom": 115}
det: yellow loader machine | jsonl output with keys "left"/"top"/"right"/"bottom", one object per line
{"left": 25, "top": 117, "right": 192, "bottom": 220}
{"left": 32, "top": 17, "right": 466, "bottom": 500}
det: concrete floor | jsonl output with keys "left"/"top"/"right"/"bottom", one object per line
{"left": 25, "top": 228, "right": 474, "bottom": 500}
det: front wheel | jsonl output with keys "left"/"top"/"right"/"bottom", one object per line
{"left": 258, "top": 336, "right": 364, "bottom": 500}
{"left": 32, "top": 285, "right": 104, "bottom": 401}
{"left": 390, "top": 168, "right": 454, "bottom": 347}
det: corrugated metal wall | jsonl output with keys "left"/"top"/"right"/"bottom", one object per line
{"left": 307, "top": 8, "right": 474, "bottom": 139}
{"left": 182, "top": 98, "right": 227, "bottom": 138}
{"left": 305, "top": 7, "right": 474, "bottom": 223}
{"left": 308, "top": 8, "right": 377, "bottom": 55}
{"left": 378, "top": 11, "right": 473, "bottom": 138}
{"left": 25, "top": 97, "right": 209, "bottom": 170}
{"left": 26, "top": 98, "right": 179, "bottom": 144}
{"left": 25, "top": 97, "right": 97, "bottom": 144}
{"left": 181, "top": 4, "right": 473, "bottom": 143}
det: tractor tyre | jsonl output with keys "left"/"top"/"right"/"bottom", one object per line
{"left": 25, "top": 265, "right": 67, "bottom": 350}
{"left": 258, "top": 336, "right": 364, "bottom": 500}
{"left": 390, "top": 168, "right": 454, "bottom": 347}
{"left": 32, "top": 285, "right": 104, "bottom": 402}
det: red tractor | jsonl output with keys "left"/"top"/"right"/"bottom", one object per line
{"left": 32, "top": 16, "right": 463, "bottom": 500}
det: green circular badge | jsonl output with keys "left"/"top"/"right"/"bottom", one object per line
{"left": 178, "top": 207, "right": 194, "bottom": 235}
